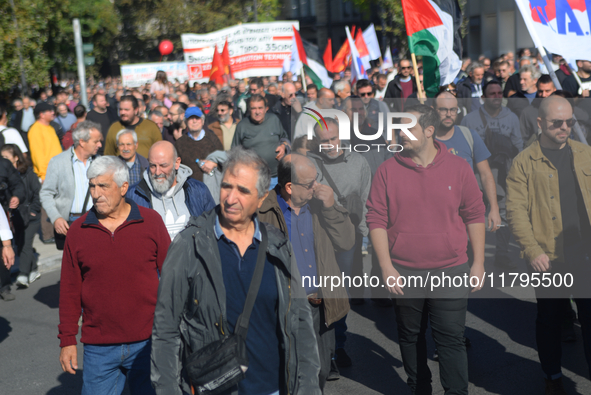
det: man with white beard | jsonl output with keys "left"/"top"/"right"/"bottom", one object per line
{"left": 126, "top": 141, "right": 215, "bottom": 240}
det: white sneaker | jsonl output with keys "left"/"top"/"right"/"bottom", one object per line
{"left": 28, "top": 271, "right": 41, "bottom": 284}
{"left": 16, "top": 275, "right": 29, "bottom": 288}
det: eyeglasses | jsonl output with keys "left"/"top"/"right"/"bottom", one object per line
{"left": 292, "top": 173, "right": 319, "bottom": 190}
{"left": 437, "top": 107, "right": 459, "bottom": 115}
{"left": 359, "top": 92, "right": 373, "bottom": 97}
{"left": 400, "top": 66, "right": 412, "bottom": 70}
{"left": 545, "top": 118, "right": 576, "bottom": 128}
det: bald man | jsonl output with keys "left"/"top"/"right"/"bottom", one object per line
{"left": 507, "top": 96, "right": 591, "bottom": 393}
{"left": 258, "top": 153, "right": 353, "bottom": 387}
{"left": 270, "top": 82, "right": 303, "bottom": 140}
{"left": 126, "top": 140, "right": 215, "bottom": 240}
{"left": 292, "top": 88, "right": 336, "bottom": 139}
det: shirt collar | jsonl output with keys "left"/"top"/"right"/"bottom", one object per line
{"left": 71, "top": 147, "right": 91, "bottom": 164}
{"left": 188, "top": 129, "right": 205, "bottom": 141}
{"left": 275, "top": 186, "right": 291, "bottom": 215}
{"left": 83, "top": 198, "right": 143, "bottom": 225}
{"left": 214, "top": 214, "right": 262, "bottom": 242}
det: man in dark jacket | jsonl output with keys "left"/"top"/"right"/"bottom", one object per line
{"left": 384, "top": 58, "right": 417, "bottom": 111}
{"left": 456, "top": 61, "right": 485, "bottom": 113}
{"left": 151, "top": 147, "right": 321, "bottom": 395}
{"left": 126, "top": 141, "right": 215, "bottom": 240}
{"left": 258, "top": 154, "right": 352, "bottom": 386}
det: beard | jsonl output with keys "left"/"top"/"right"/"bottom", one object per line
{"left": 218, "top": 113, "right": 231, "bottom": 123}
{"left": 149, "top": 169, "right": 176, "bottom": 194}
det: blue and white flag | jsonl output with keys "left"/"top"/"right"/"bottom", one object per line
{"left": 515, "top": 0, "right": 591, "bottom": 69}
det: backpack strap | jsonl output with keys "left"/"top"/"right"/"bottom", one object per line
{"left": 457, "top": 125, "right": 474, "bottom": 161}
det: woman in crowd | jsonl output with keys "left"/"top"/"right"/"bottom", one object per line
{"left": 1, "top": 144, "right": 41, "bottom": 288}
{"left": 150, "top": 70, "right": 170, "bottom": 96}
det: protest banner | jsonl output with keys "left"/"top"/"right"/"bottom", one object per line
{"left": 181, "top": 21, "right": 298, "bottom": 83}
{"left": 120, "top": 62, "right": 188, "bottom": 87}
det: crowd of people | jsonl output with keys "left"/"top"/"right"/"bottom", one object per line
{"left": 0, "top": 46, "right": 590, "bottom": 395}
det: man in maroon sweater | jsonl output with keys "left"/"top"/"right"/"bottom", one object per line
{"left": 58, "top": 156, "right": 170, "bottom": 395}
{"left": 367, "top": 105, "right": 486, "bottom": 394}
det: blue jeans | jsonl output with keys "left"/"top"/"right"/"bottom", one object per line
{"left": 82, "top": 339, "right": 155, "bottom": 395}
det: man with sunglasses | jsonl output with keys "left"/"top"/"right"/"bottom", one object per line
{"left": 384, "top": 58, "right": 417, "bottom": 111}
{"left": 207, "top": 100, "right": 237, "bottom": 150}
{"left": 507, "top": 96, "right": 591, "bottom": 394}
{"left": 270, "top": 82, "right": 302, "bottom": 140}
{"left": 356, "top": 79, "right": 389, "bottom": 133}
{"left": 258, "top": 153, "right": 353, "bottom": 387}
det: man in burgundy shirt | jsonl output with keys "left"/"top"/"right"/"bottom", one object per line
{"left": 58, "top": 156, "right": 170, "bottom": 395}
{"left": 367, "top": 105, "right": 486, "bottom": 394}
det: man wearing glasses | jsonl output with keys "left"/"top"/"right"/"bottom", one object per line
{"left": 384, "top": 58, "right": 417, "bottom": 111}
{"left": 270, "top": 82, "right": 302, "bottom": 140}
{"left": 356, "top": 79, "right": 389, "bottom": 133}
{"left": 207, "top": 100, "right": 237, "bottom": 150}
{"left": 258, "top": 153, "right": 353, "bottom": 388}
{"left": 506, "top": 96, "right": 591, "bottom": 394}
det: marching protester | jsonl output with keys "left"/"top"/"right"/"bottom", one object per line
{"left": 1, "top": 144, "right": 42, "bottom": 289}
{"left": 151, "top": 147, "right": 321, "bottom": 395}
{"left": 58, "top": 156, "right": 170, "bottom": 394}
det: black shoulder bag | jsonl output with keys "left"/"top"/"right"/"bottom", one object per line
{"left": 185, "top": 225, "right": 268, "bottom": 395}
{"left": 479, "top": 108, "right": 519, "bottom": 161}
{"left": 314, "top": 158, "right": 363, "bottom": 227}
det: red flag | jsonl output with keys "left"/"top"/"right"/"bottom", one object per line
{"left": 221, "top": 39, "right": 233, "bottom": 79}
{"left": 323, "top": 38, "right": 334, "bottom": 73}
{"left": 331, "top": 40, "right": 350, "bottom": 73}
{"left": 209, "top": 44, "right": 224, "bottom": 85}
{"left": 355, "top": 29, "right": 370, "bottom": 58}
{"left": 292, "top": 25, "right": 308, "bottom": 66}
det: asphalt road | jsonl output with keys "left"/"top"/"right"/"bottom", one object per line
{"left": 1, "top": 234, "right": 590, "bottom": 394}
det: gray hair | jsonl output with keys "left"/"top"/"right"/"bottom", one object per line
{"left": 519, "top": 64, "right": 542, "bottom": 80}
{"left": 115, "top": 129, "right": 137, "bottom": 144}
{"left": 467, "top": 61, "right": 484, "bottom": 74}
{"left": 222, "top": 146, "right": 270, "bottom": 198}
{"left": 72, "top": 121, "right": 102, "bottom": 148}
{"left": 149, "top": 110, "right": 164, "bottom": 119}
{"left": 87, "top": 155, "right": 129, "bottom": 187}
{"left": 333, "top": 80, "right": 350, "bottom": 94}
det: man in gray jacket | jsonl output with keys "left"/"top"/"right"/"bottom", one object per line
{"left": 151, "top": 147, "right": 321, "bottom": 395}
{"left": 39, "top": 121, "right": 103, "bottom": 249}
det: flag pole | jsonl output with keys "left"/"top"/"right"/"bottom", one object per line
{"left": 410, "top": 53, "right": 425, "bottom": 104}
{"left": 301, "top": 65, "right": 308, "bottom": 92}
{"left": 537, "top": 46, "right": 587, "bottom": 144}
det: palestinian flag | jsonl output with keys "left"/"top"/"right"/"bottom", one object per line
{"left": 401, "top": 0, "right": 463, "bottom": 97}
{"left": 292, "top": 26, "right": 333, "bottom": 88}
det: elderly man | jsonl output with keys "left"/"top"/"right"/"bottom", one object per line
{"left": 151, "top": 147, "right": 321, "bottom": 395}
{"left": 127, "top": 141, "right": 215, "bottom": 240}
{"left": 270, "top": 82, "right": 302, "bottom": 139}
{"left": 104, "top": 95, "right": 162, "bottom": 157}
{"left": 58, "top": 156, "right": 170, "bottom": 395}
{"left": 457, "top": 61, "right": 486, "bottom": 112}
{"left": 175, "top": 107, "right": 223, "bottom": 182}
{"left": 333, "top": 80, "right": 351, "bottom": 110}
{"left": 231, "top": 95, "right": 289, "bottom": 188}
{"left": 40, "top": 121, "right": 103, "bottom": 250}
{"left": 149, "top": 110, "right": 165, "bottom": 135}
{"left": 507, "top": 96, "right": 591, "bottom": 394}
{"left": 508, "top": 65, "right": 542, "bottom": 118}
{"left": 258, "top": 153, "right": 352, "bottom": 386}
{"left": 117, "top": 129, "right": 148, "bottom": 186}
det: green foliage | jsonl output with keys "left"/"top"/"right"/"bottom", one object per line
{"left": 0, "top": 0, "right": 281, "bottom": 91}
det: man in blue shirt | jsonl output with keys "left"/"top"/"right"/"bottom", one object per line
{"left": 258, "top": 154, "right": 353, "bottom": 387}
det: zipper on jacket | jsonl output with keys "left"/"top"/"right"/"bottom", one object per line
{"left": 284, "top": 277, "right": 292, "bottom": 395}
